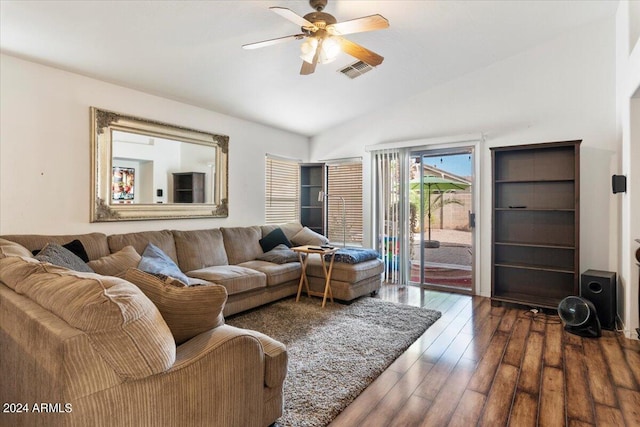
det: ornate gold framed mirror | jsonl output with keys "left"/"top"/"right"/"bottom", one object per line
{"left": 90, "top": 107, "right": 228, "bottom": 222}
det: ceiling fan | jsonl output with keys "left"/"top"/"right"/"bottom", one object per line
{"left": 242, "top": 0, "right": 389, "bottom": 75}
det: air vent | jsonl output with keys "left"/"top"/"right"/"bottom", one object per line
{"left": 338, "top": 61, "right": 374, "bottom": 79}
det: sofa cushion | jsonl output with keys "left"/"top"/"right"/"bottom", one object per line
{"left": 35, "top": 243, "right": 95, "bottom": 273}
{"left": 186, "top": 265, "right": 266, "bottom": 295}
{"left": 256, "top": 244, "right": 300, "bottom": 264}
{"left": 108, "top": 230, "right": 178, "bottom": 264}
{"left": 305, "top": 257, "right": 384, "bottom": 283}
{"left": 187, "top": 277, "right": 213, "bottom": 286}
{"left": 259, "top": 228, "right": 292, "bottom": 253}
{"left": 138, "top": 243, "right": 189, "bottom": 285}
{"left": 261, "top": 222, "right": 304, "bottom": 241}
{"left": 221, "top": 226, "right": 263, "bottom": 265}
{"left": 290, "top": 227, "right": 330, "bottom": 246}
{"left": 1, "top": 232, "right": 110, "bottom": 261}
{"left": 87, "top": 245, "right": 142, "bottom": 278}
{"left": 173, "top": 229, "right": 229, "bottom": 272}
{"left": 238, "top": 260, "right": 301, "bottom": 287}
{"left": 0, "top": 256, "right": 176, "bottom": 379}
{"left": 0, "top": 238, "right": 33, "bottom": 259}
{"left": 125, "top": 268, "right": 227, "bottom": 345}
{"left": 260, "top": 224, "right": 279, "bottom": 237}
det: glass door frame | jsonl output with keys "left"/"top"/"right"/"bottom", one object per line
{"left": 370, "top": 136, "right": 481, "bottom": 294}
{"left": 409, "top": 146, "right": 477, "bottom": 294}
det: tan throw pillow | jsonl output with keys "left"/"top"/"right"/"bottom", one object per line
{"left": 125, "top": 268, "right": 228, "bottom": 345}
{"left": 87, "top": 245, "right": 141, "bottom": 278}
{"left": 291, "top": 226, "right": 330, "bottom": 246}
{"left": 0, "top": 238, "right": 34, "bottom": 259}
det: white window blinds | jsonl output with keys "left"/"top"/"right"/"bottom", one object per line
{"left": 265, "top": 156, "right": 300, "bottom": 224}
{"left": 375, "top": 150, "right": 402, "bottom": 284}
{"left": 326, "top": 160, "right": 363, "bottom": 246}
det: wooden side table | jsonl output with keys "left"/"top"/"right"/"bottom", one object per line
{"left": 292, "top": 245, "right": 339, "bottom": 308}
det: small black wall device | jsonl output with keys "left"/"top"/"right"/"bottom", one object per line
{"left": 612, "top": 175, "right": 626, "bottom": 194}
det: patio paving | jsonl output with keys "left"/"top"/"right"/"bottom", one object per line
{"left": 410, "top": 229, "right": 472, "bottom": 287}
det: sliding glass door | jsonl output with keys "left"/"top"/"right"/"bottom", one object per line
{"left": 409, "top": 149, "right": 474, "bottom": 292}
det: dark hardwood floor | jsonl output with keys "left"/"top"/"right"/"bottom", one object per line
{"left": 330, "top": 284, "right": 640, "bottom": 427}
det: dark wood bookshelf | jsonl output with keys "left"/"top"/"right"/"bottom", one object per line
{"left": 172, "top": 172, "right": 205, "bottom": 203}
{"left": 491, "top": 140, "right": 580, "bottom": 309}
{"left": 300, "top": 163, "right": 325, "bottom": 235}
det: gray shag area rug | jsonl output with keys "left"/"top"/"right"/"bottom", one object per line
{"left": 226, "top": 297, "right": 442, "bottom": 427}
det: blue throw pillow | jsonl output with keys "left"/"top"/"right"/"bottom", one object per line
{"left": 138, "top": 242, "right": 189, "bottom": 285}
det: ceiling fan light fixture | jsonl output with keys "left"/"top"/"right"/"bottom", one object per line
{"left": 300, "top": 36, "right": 341, "bottom": 64}
{"left": 321, "top": 36, "right": 341, "bottom": 62}
{"left": 300, "top": 37, "right": 318, "bottom": 63}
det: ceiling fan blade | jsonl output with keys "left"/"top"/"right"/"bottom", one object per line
{"left": 242, "top": 34, "right": 305, "bottom": 50}
{"left": 327, "top": 14, "right": 389, "bottom": 36}
{"left": 270, "top": 7, "right": 318, "bottom": 31}
{"left": 300, "top": 60, "right": 317, "bottom": 75}
{"left": 300, "top": 38, "right": 323, "bottom": 75}
{"left": 336, "top": 37, "right": 384, "bottom": 66}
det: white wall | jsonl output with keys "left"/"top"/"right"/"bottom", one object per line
{"left": 616, "top": 0, "right": 640, "bottom": 339}
{"left": 310, "top": 17, "right": 619, "bottom": 306}
{"left": 0, "top": 54, "right": 309, "bottom": 235}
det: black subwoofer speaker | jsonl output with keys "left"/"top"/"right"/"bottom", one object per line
{"left": 580, "top": 270, "right": 617, "bottom": 330}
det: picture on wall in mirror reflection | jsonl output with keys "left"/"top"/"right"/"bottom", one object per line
{"left": 112, "top": 166, "right": 135, "bottom": 203}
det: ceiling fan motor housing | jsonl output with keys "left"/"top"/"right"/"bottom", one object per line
{"left": 303, "top": 11, "right": 337, "bottom": 31}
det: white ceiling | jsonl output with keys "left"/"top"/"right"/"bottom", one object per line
{"left": 0, "top": 0, "right": 618, "bottom": 137}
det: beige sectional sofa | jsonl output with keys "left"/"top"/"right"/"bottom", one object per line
{"left": 1, "top": 222, "right": 382, "bottom": 316}
{"left": 0, "top": 222, "right": 382, "bottom": 426}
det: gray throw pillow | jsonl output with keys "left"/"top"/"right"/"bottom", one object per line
{"left": 291, "top": 226, "right": 330, "bottom": 246}
{"left": 35, "top": 243, "right": 95, "bottom": 273}
{"left": 256, "top": 244, "right": 301, "bottom": 264}
{"left": 138, "top": 242, "right": 190, "bottom": 285}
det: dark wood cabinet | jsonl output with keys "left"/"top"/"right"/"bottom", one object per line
{"left": 300, "top": 163, "right": 325, "bottom": 235}
{"left": 173, "top": 172, "right": 205, "bottom": 203}
{"left": 491, "top": 141, "right": 580, "bottom": 308}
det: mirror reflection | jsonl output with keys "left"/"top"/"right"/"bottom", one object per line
{"left": 111, "top": 130, "right": 217, "bottom": 204}
{"left": 90, "top": 107, "right": 228, "bottom": 222}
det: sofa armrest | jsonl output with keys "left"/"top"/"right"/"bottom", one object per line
{"left": 72, "top": 325, "right": 270, "bottom": 427}
{"left": 174, "top": 325, "right": 287, "bottom": 389}
{"left": 242, "top": 329, "right": 288, "bottom": 388}
{"left": 172, "top": 324, "right": 260, "bottom": 367}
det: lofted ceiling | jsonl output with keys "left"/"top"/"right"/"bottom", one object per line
{"left": 0, "top": 0, "right": 618, "bottom": 137}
